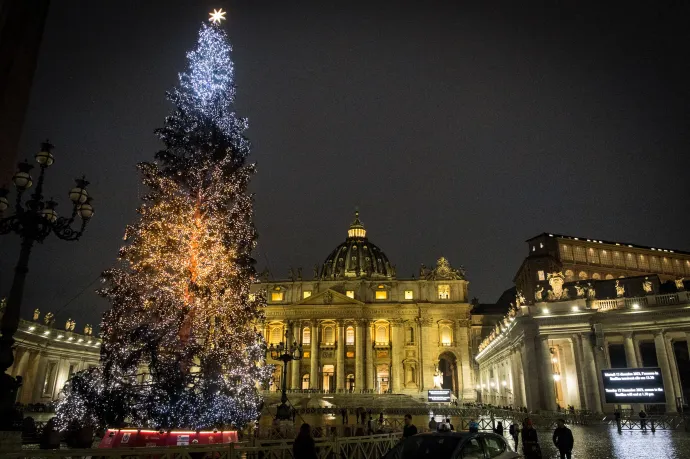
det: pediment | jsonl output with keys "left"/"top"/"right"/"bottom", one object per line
{"left": 297, "top": 289, "right": 364, "bottom": 306}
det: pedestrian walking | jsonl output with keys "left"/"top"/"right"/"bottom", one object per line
{"left": 493, "top": 421, "right": 504, "bottom": 436}
{"left": 468, "top": 419, "right": 479, "bottom": 433}
{"left": 521, "top": 418, "right": 542, "bottom": 459}
{"left": 552, "top": 419, "right": 574, "bottom": 459}
{"left": 509, "top": 421, "right": 519, "bottom": 450}
{"left": 446, "top": 418, "right": 455, "bottom": 431}
{"left": 403, "top": 414, "right": 418, "bottom": 439}
{"left": 293, "top": 423, "right": 317, "bottom": 459}
{"left": 639, "top": 409, "right": 647, "bottom": 430}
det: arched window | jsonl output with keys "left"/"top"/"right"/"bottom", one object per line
{"left": 302, "top": 374, "right": 310, "bottom": 390}
{"left": 302, "top": 327, "right": 311, "bottom": 345}
{"left": 376, "top": 325, "right": 388, "bottom": 344}
{"left": 592, "top": 273, "right": 601, "bottom": 280}
{"left": 438, "top": 285, "right": 450, "bottom": 299}
{"left": 346, "top": 326, "right": 355, "bottom": 345}
{"left": 605, "top": 274, "right": 614, "bottom": 280}
{"left": 406, "top": 327, "right": 415, "bottom": 344}
{"left": 440, "top": 325, "right": 452, "bottom": 346}
{"left": 270, "top": 327, "right": 282, "bottom": 344}
{"left": 323, "top": 326, "right": 334, "bottom": 344}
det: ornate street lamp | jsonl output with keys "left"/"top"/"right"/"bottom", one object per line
{"left": 266, "top": 330, "right": 303, "bottom": 420}
{"left": 0, "top": 141, "right": 95, "bottom": 430}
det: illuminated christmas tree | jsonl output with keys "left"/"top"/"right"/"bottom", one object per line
{"left": 57, "top": 14, "right": 271, "bottom": 430}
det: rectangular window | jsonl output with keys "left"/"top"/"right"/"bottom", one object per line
{"left": 573, "top": 246, "right": 587, "bottom": 263}
{"left": 302, "top": 291, "right": 312, "bottom": 299}
{"left": 271, "top": 291, "right": 284, "bottom": 302}
{"left": 612, "top": 251, "right": 625, "bottom": 267}
{"left": 375, "top": 290, "right": 388, "bottom": 300}
{"left": 650, "top": 256, "right": 661, "bottom": 272}
{"left": 600, "top": 250, "right": 612, "bottom": 266}
{"left": 438, "top": 285, "right": 450, "bottom": 299}
{"left": 346, "top": 290, "right": 355, "bottom": 299}
{"left": 43, "top": 362, "right": 58, "bottom": 396}
{"left": 404, "top": 290, "right": 413, "bottom": 300}
{"left": 638, "top": 255, "right": 650, "bottom": 270}
{"left": 346, "top": 351, "right": 355, "bottom": 358}
{"left": 587, "top": 248, "right": 600, "bottom": 264}
{"left": 302, "top": 351, "right": 310, "bottom": 359}
{"left": 537, "top": 270, "right": 545, "bottom": 281}
{"left": 625, "top": 253, "right": 637, "bottom": 269}
{"left": 302, "top": 327, "right": 311, "bottom": 345}
{"left": 560, "top": 244, "right": 573, "bottom": 261}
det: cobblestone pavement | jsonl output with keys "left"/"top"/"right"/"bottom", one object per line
{"left": 511, "top": 425, "right": 690, "bottom": 459}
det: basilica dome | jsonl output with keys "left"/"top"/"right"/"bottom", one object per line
{"left": 319, "top": 211, "right": 394, "bottom": 280}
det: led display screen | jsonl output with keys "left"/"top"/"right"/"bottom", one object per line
{"left": 601, "top": 368, "right": 665, "bottom": 404}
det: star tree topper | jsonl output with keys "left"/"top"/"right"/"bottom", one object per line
{"left": 209, "top": 8, "right": 227, "bottom": 24}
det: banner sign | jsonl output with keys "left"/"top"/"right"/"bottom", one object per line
{"left": 601, "top": 368, "right": 665, "bottom": 404}
{"left": 427, "top": 389, "right": 451, "bottom": 403}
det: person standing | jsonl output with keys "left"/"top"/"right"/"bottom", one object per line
{"left": 552, "top": 419, "right": 574, "bottom": 459}
{"left": 493, "top": 421, "right": 504, "bottom": 436}
{"left": 509, "top": 421, "right": 519, "bottom": 450}
{"left": 468, "top": 419, "right": 479, "bottom": 433}
{"left": 521, "top": 418, "right": 541, "bottom": 459}
{"left": 428, "top": 417, "right": 438, "bottom": 431}
{"left": 446, "top": 418, "right": 455, "bottom": 431}
{"left": 293, "top": 423, "right": 317, "bottom": 459}
{"left": 639, "top": 409, "right": 647, "bottom": 430}
{"left": 403, "top": 414, "right": 418, "bottom": 439}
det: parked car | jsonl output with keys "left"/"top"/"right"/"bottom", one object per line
{"left": 382, "top": 431, "right": 520, "bottom": 459}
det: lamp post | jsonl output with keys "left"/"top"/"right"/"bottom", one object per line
{"left": 266, "top": 330, "right": 302, "bottom": 420}
{"left": 0, "top": 141, "right": 94, "bottom": 429}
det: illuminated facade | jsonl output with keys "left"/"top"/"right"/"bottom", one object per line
{"left": 254, "top": 212, "right": 478, "bottom": 400}
{"left": 476, "top": 272, "right": 690, "bottom": 413}
{"left": 514, "top": 233, "right": 690, "bottom": 304}
{"left": 4, "top": 310, "right": 101, "bottom": 405}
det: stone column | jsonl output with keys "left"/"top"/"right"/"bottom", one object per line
{"left": 520, "top": 340, "right": 540, "bottom": 410}
{"left": 580, "top": 335, "right": 603, "bottom": 412}
{"left": 593, "top": 341, "right": 612, "bottom": 413}
{"left": 623, "top": 332, "right": 638, "bottom": 368}
{"left": 365, "top": 321, "right": 374, "bottom": 390}
{"left": 654, "top": 331, "right": 677, "bottom": 412}
{"left": 665, "top": 336, "right": 683, "bottom": 406}
{"left": 336, "top": 321, "right": 345, "bottom": 391}
{"left": 511, "top": 347, "right": 525, "bottom": 408}
{"left": 291, "top": 322, "right": 301, "bottom": 389}
{"left": 355, "top": 320, "right": 365, "bottom": 392}
{"left": 539, "top": 336, "right": 557, "bottom": 411}
{"left": 309, "top": 320, "right": 319, "bottom": 389}
{"left": 571, "top": 335, "right": 588, "bottom": 410}
{"left": 455, "top": 319, "right": 473, "bottom": 400}
{"left": 390, "top": 320, "right": 403, "bottom": 393}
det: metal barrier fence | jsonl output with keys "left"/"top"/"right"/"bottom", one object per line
{"left": 3, "top": 432, "right": 402, "bottom": 459}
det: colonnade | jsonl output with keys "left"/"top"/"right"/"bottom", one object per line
{"left": 478, "top": 328, "right": 687, "bottom": 413}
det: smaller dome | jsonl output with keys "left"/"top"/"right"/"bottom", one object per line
{"left": 320, "top": 210, "right": 394, "bottom": 280}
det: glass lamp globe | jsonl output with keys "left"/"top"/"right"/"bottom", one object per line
{"left": 40, "top": 200, "right": 59, "bottom": 222}
{"left": 0, "top": 188, "right": 9, "bottom": 213}
{"left": 69, "top": 177, "right": 90, "bottom": 204}
{"left": 12, "top": 162, "right": 34, "bottom": 190}
{"left": 35, "top": 141, "right": 55, "bottom": 167}
{"left": 78, "top": 199, "right": 94, "bottom": 220}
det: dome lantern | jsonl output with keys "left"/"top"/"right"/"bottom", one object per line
{"left": 347, "top": 210, "right": 366, "bottom": 239}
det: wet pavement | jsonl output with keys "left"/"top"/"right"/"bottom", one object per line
{"left": 275, "top": 414, "right": 690, "bottom": 458}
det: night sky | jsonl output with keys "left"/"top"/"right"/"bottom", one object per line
{"left": 2, "top": 0, "right": 689, "bottom": 329}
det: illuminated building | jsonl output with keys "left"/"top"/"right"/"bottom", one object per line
{"left": 254, "top": 211, "right": 479, "bottom": 400}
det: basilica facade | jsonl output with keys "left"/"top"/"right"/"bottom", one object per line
{"left": 253, "top": 212, "right": 478, "bottom": 401}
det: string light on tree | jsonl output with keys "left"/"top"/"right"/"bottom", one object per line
{"left": 56, "top": 15, "right": 271, "bottom": 431}
{"left": 209, "top": 8, "right": 226, "bottom": 24}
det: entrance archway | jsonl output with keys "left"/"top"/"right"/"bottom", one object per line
{"left": 438, "top": 351, "right": 459, "bottom": 397}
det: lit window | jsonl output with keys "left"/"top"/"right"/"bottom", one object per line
{"left": 537, "top": 271, "right": 545, "bottom": 281}
{"left": 271, "top": 291, "right": 284, "bottom": 302}
{"left": 573, "top": 246, "right": 587, "bottom": 263}
{"left": 438, "top": 285, "right": 450, "bottom": 299}
{"left": 440, "top": 325, "right": 452, "bottom": 346}
{"left": 560, "top": 244, "right": 573, "bottom": 261}
{"left": 375, "top": 290, "right": 388, "bottom": 300}
{"left": 346, "top": 351, "right": 355, "bottom": 358}
{"left": 346, "top": 326, "right": 355, "bottom": 345}
{"left": 270, "top": 327, "right": 282, "bottom": 344}
{"left": 303, "top": 290, "right": 312, "bottom": 299}
{"left": 302, "top": 327, "right": 311, "bottom": 345}
{"left": 302, "top": 374, "right": 310, "bottom": 390}
{"left": 376, "top": 326, "right": 388, "bottom": 343}
{"left": 404, "top": 290, "right": 413, "bottom": 300}
{"left": 346, "top": 290, "right": 355, "bottom": 299}
{"left": 323, "top": 326, "right": 334, "bottom": 344}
